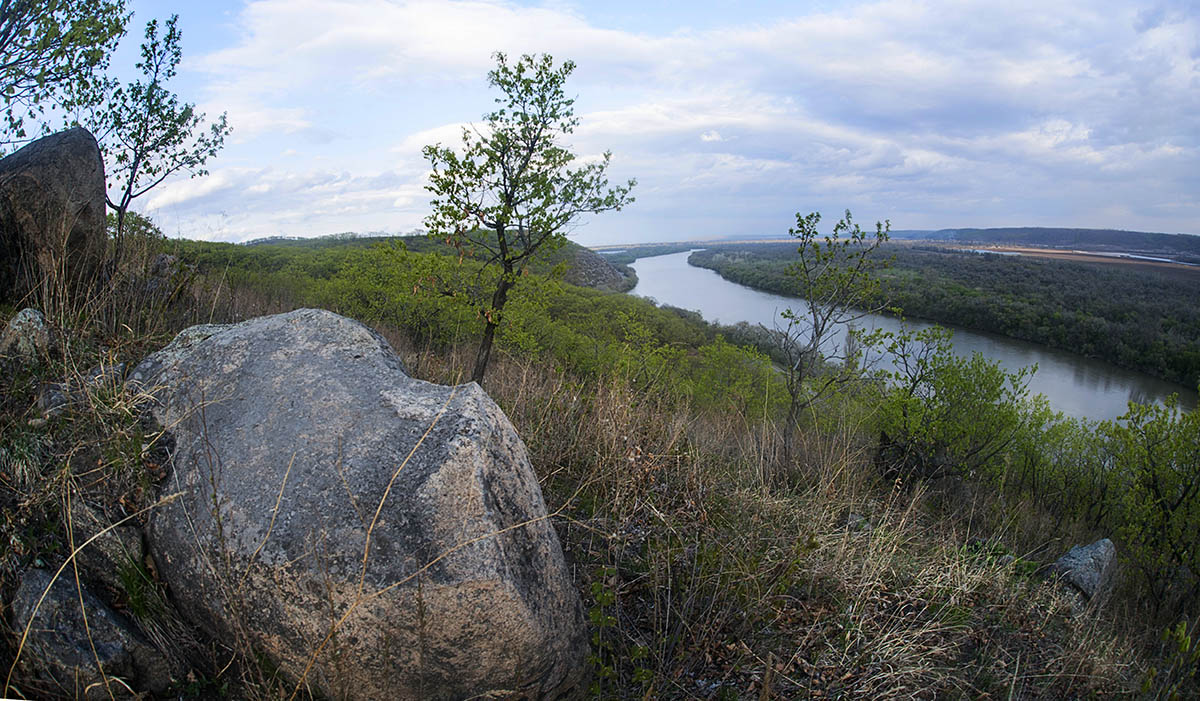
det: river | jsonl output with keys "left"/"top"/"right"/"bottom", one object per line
{"left": 628, "top": 250, "right": 1198, "bottom": 422}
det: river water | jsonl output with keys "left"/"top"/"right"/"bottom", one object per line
{"left": 628, "top": 250, "right": 1198, "bottom": 422}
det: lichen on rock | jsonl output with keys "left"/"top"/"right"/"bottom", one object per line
{"left": 132, "top": 308, "right": 586, "bottom": 699}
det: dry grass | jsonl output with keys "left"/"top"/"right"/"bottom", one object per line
{"left": 0, "top": 262, "right": 1153, "bottom": 698}
{"left": 0, "top": 233, "right": 219, "bottom": 698}
{"left": 380, "top": 343, "right": 1140, "bottom": 699}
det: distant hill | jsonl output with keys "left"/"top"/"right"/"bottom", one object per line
{"left": 235, "top": 231, "right": 634, "bottom": 291}
{"left": 241, "top": 232, "right": 390, "bottom": 248}
{"left": 890, "top": 227, "right": 1200, "bottom": 259}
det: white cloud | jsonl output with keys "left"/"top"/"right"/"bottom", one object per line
{"left": 138, "top": 0, "right": 1200, "bottom": 241}
{"left": 221, "top": 105, "right": 312, "bottom": 139}
{"left": 145, "top": 172, "right": 236, "bottom": 211}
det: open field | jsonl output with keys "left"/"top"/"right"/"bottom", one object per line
{"left": 950, "top": 245, "right": 1200, "bottom": 280}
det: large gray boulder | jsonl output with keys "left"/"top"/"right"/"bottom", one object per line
{"left": 130, "top": 308, "right": 586, "bottom": 699}
{"left": 1049, "top": 538, "right": 1117, "bottom": 601}
{"left": 10, "top": 569, "right": 172, "bottom": 699}
{"left": 0, "top": 127, "right": 107, "bottom": 299}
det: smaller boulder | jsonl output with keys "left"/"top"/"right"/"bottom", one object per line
{"left": 37, "top": 382, "right": 70, "bottom": 417}
{"left": 35, "top": 362, "right": 127, "bottom": 418}
{"left": 82, "top": 362, "right": 127, "bottom": 391}
{"left": 1, "top": 308, "right": 54, "bottom": 362}
{"left": 844, "top": 513, "right": 872, "bottom": 534}
{"left": 10, "top": 569, "right": 171, "bottom": 698}
{"left": 0, "top": 127, "right": 107, "bottom": 298}
{"left": 1049, "top": 538, "right": 1116, "bottom": 601}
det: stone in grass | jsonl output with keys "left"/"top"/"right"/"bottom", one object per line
{"left": 844, "top": 513, "right": 872, "bottom": 534}
{"left": 1049, "top": 538, "right": 1117, "bottom": 601}
{"left": 1, "top": 308, "right": 55, "bottom": 363}
{"left": 133, "top": 308, "right": 587, "bottom": 700}
{"left": 36, "top": 382, "right": 70, "bottom": 417}
{"left": 35, "top": 362, "right": 128, "bottom": 419}
{"left": 10, "top": 568, "right": 172, "bottom": 699}
{"left": 66, "top": 501, "right": 146, "bottom": 598}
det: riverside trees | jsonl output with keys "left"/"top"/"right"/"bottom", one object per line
{"left": 423, "top": 52, "right": 635, "bottom": 384}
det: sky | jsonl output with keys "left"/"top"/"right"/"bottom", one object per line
{"left": 107, "top": 0, "right": 1199, "bottom": 245}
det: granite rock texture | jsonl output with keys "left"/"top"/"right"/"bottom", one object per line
{"left": 132, "top": 308, "right": 586, "bottom": 699}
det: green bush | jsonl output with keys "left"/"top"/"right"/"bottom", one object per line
{"left": 874, "top": 326, "right": 1030, "bottom": 483}
{"left": 1105, "top": 398, "right": 1200, "bottom": 615}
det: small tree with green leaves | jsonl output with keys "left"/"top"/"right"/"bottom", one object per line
{"left": 1105, "top": 397, "right": 1200, "bottom": 617}
{"left": 0, "top": 0, "right": 128, "bottom": 145}
{"left": 875, "top": 325, "right": 1032, "bottom": 483}
{"left": 95, "top": 14, "right": 230, "bottom": 246}
{"left": 423, "top": 52, "right": 635, "bottom": 384}
{"left": 773, "top": 209, "right": 890, "bottom": 462}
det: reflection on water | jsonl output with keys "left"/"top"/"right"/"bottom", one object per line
{"left": 628, "top": 250, "right": 1198, "bottom": 422}
{"left": 1128, "top": 387, "right": 1155, "bottom": 408}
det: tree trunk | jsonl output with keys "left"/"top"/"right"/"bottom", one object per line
{"left": 471, "top": 274, "right": 513, "bottom": 384}
{"left": 472, "top": 319, "right": 498, "bottom": 384}
{"left": 781, "top": 392, "right": 801, "bottom": 472}
{"left": 114, "top": 205, "right": 127, "bottom": 261}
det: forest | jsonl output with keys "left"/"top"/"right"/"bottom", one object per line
{"left": 689, "top": 242, "right": 1200, "bottom": 389}
{"left": 594, "top": 243, "right": 703, "bottom": 266}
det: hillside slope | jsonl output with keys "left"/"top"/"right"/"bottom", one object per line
{"left": 240, "top": 232, "right": 635, "bottom": 291}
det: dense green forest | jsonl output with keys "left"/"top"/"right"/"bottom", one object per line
{"left": 690, "top": 243, "right": 1200, "bottom": 388}
{"left": 187, "top": 232, "right": 637, "bottom": 293}
{"left": 169, "top": 236, "right": 781, "bottom": 387}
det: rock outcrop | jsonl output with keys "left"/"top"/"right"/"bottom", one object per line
{"left": 10, "top": 569, "right": 172, "bottom": 698}
{"left": 131, "top": 308, "right": 586, "bottom": 699}
{"left": 0, "top": 127, "right": 107, "bottom": 299}
{"left": 564, "top": 246, "right": 631, "bottom": 291}
{"left": 1049, "top": 538, "right": 1117, "bottom": 601}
